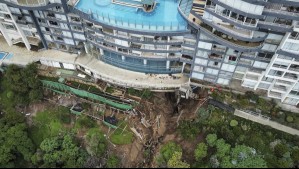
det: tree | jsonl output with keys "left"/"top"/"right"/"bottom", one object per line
{"left": 157, "top": 142, "right": 182, "bottom": 166}
{"left": 1, "top": 63, "right": 42, "bottom": 111}
{"left": 215, "top": 139, "right": 231, "bottom": 158}
{"left": 230, "top": 120, "right": 238, "bottom": 127}
{"left": 195, "top": 143, "right": 208, "bottom": 161}
{"left": 291, "top": 148, "right": 299, "bottom": 162}
{"left": 178, "top": 120, "right": 201, "bottom": 140}
{"left": 0, "top": 112, "right": 34, "bottom": 167}
{"left": 85, "top": 128, "right": 107, "bottom": 157}
{"left": 274, "top": 143, "right": 289, "bottom": 158}
{"left": 227, "top": 145, "right": 267, "bottom": 168}
{"left": 33, "top": 134, "right": 87, "bottom": 168}
{"left": 206, "top": 134, "right": 217, "bottom": 147}
{"left": 167, "top": 151, "right": 190, "bottom": 168}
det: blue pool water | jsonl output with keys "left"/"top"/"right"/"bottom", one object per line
{"left": 0, "top": 52, "right": 7, "bottom": 60}
{"left": 75, "top": 0, "right": 187, "bottom": 31}
{"left": 5, "top": 53, "right": 13, "bottom": 60}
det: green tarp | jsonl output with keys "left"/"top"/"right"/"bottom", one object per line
{"left": 41, "top": 80, "right": 132, "bottom": 110}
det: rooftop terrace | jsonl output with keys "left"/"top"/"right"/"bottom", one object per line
{"left": 74, "top": 0, "right": 188, "bottom": 32}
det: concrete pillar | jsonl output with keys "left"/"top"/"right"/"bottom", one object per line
{"left": 100, "top": 48, "right": 104, "bottom": 55}
{"left": 122, "top": 55, "right": 125, "bottom": 61}
{"left": 29, "top": 10, "right": 48, "bottom": 49}
{"left": 0, "top": 23, "right": 12, "bottom": 46}
{"left": 181, "top": 62, "right": 186, "bottom": 73}
{"left": 5, "top": 5, "right": 31, "bottom": 50}
{"left": 166, "top": 60, "right": 170, "bottom": 69}
{"left": 143, "top": 59, "right": 147, "bottom": 65}
{"left": 84, "top": 42, "right": 89, "bottom": 54}
{"left": 61, "top": 0, "right": 69, "bottom": 13}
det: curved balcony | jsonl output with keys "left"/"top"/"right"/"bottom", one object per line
{"left": 199, "top": 23, "right": 263, "bottom": 52}
{"left": 85, "top": 25, "right": 184, "bottom": 45}
{"left": 268, "top": 0, "right": 299, "bottom": 6}
{"left": 241, "top": 0, "right": 268, "bottom": 5}
{"left": 204, "top": 7, "right": 258, "bottom": 31}
{"left": 1, "top": 0, "right": 60, "bottom": 10}
{"left": 87, "top": 37, "right": 181, "bottom": 61}
{"left": 4, "top": 0, "right": 48, "bottom": 6}
{"left": 263, "top": 7, "right": 299, "bottom": 20}
{"left": 101, "top": 51, "right": 182, "bottom": 74}
{"left": 211, "top": 0, "right": 264, "bottom": 19}
{"left": 202, "top": 18, "right": 266, "bottom": 42}
{"left": 258, "top": 21, "right": 293, "bottom": 33}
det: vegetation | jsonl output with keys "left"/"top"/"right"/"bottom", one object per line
{"left": 194, "top": 143, "right": 208, "bottom": 161}
{"left": 0, "top": 63, "right": 42, "bottom": 112}
{"left": 106, "top": 155, "right": 120, "bottom": 168}
{"left": 105, "top": 86, "right": 115, "bottom": 94}
{"left": 157, "top": 142, "right": 182, "bottom": 166}
{"left": 178, "top": 120, "right": 201, "bottom": 140}
{"left": 211, "top": 90, "right": 299, "bottom": 130}
{"left": 30, "top": 107, "right": 71, "bottom": 146}
{"left": 110, "top": 121, "right": 134, "bottom": 145}
{"left": 0, "top": 64, "right": 133, "bottom": 168}
{"left": 230, "top": 120, "right": 238, "bottom": 127}
{"left": 85, "top": 128, "right": 107, "bottom": 157}
{"left": 191, "top": 105, "right": 299, "bottom": 168}
{"left": 75, "top": 115, "right": 97, "bottom": 129}
{"left": 167, "top": 152, "right": 190, "bottom": 168}
{"left": 127, "top": 88, "right": 152, "bottom": 99}
{"left": 0, "top": 112, "right": 34, "bottom": 168}
{"left": 31, "top": 134, "right": 87, "bottom": 168}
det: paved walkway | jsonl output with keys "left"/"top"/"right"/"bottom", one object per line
{"left": 0, "top": 36, "right": 189, "bottom": 90}
{"left": 234, "top": 109, "right": 299, "bottom": 136}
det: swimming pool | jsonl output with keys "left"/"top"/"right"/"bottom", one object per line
{"left": 0, "top": 52, "right": 7, "bottom": 60}
{"left": 75, "top": 0, "right": 187, "bottom": 31}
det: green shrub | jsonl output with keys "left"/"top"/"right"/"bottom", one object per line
{"left": 245, "top": 91, "right": 259, "bottom": 102}
{"left": 230, "top": 120, "right": 238, "bottom": 127}
{"left": 75, "top": 115, "right": 96, "bottom": 129}
{"left": 106, "top": 86, "right": 115, "bottom": 94}
{"left": 286, "top": 116, "right": 294, "bottom": 123}
{"left": 178, "top": 120, "right": 201, "bottom": 140}
{"left": 157, "top": 142, "right": 182, "bottom": 165}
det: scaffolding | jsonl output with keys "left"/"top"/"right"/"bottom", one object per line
{"left": 41, "top": 80, "right": 133, "bottom": 110}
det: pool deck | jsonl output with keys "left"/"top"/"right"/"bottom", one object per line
{"left": 0, "top": 36, "right": 189, "bottom": 90}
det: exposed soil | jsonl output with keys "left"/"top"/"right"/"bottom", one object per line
{"left": 24, "top": 87, "right": 208, "bottom": 168}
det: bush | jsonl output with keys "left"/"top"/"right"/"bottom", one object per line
{"left": 286, "top": 116, "right": 294, "bottom": 123}
{"left": 106, "top": 86, "right": 115, "bottom": 94}
{"left": 178, "top": 120, "right": 201, "bottom": 140}
{"left": 157, "top": 142, "right": 182, "bottom": 166}
{"left": 245, "top": 91, "right": 259, "bottom": 102}
{"left": 75, "top": 115, "right": 97, "bottom": 129}
{"left": 230, "top": 120, "right": 238, "bottom": 127}
{"left": 110, "top": 122, "right": 134, "bottom": 145}
{"left": 85, "top": 128, "right": 107, "bottom": 157}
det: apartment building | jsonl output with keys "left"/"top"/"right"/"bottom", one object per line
{"left": 0, "top": 0, "right": 298, "bottom": 106}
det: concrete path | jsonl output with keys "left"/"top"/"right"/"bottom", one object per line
{"left": 234, "top": 109, "right": 299, "bottom": 136}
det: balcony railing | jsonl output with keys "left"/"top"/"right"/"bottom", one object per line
{"left": 263, "top": 7, "right": 299, "bottom": 17}
{"left": 4, "top": 0, "right": 48, "bottom": 6}
{"left": 206, "top": 7, "right": 257, "bottom": 27}
{"left": 199, "top": 23, "right": 263, "bottom": 51}
{"left": 258, "top": 21, "right": 293, "bottom": 29}
{"left": 71, "top": 7, "right": 187, "bottom": 32}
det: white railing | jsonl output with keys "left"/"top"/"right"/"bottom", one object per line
{"left": 4, "top": 0, "right": 48, "bottom": 6}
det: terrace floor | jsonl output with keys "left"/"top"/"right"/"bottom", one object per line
{"left": 0, "top": 36, "right": 189, "bottom": 90}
